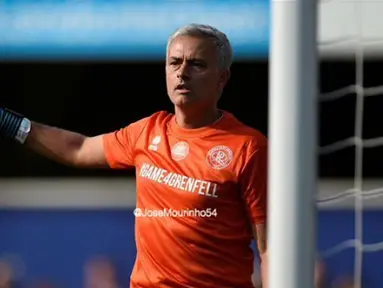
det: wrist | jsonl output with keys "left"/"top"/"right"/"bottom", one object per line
{"left": 15, "top": 117, "right": 31, "bottom": 144}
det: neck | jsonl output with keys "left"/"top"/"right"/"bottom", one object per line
{"left": 174, "top": 106, "right": 222, "bottom": 129}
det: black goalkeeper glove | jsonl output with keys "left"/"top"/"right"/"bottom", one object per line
{"left": 0, "top": 108, "right": 31, "bottom": 143}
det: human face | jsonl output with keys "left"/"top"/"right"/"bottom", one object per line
{"left": 166, "top": 35, "right": 230, "bottom": 110}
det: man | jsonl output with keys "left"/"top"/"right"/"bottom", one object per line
{"left": 84, "top": 256, "right": 120, "bottom": 288}
{"left": 0, "top": 24, "right": 268, "bottom": 288}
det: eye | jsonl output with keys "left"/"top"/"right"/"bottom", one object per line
{"left": 169, "top": 58, "right": 181, "bottom": 66}
{"left": 190, "top": 61, "right": 206, "bottom": 69}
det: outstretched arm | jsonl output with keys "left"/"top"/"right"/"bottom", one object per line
{"left": 0, "top": 108, "right": 109, "bottom": 168}
{"left": 26, "top": 121, "right": 108, "bottom": 168}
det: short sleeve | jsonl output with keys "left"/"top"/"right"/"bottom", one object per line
{"left": 103, "top": 117, "right": 148, "bottom": 169}
{"left": 240, "top": 139, "right": 268, "bottom": 225}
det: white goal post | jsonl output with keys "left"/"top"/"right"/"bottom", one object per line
{"left": 268, "top": 0, "right": 318, "bottom": 288}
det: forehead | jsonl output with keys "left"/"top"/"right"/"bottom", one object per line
{"left": 167, "top": 35, "right": 217, "bottom": 60}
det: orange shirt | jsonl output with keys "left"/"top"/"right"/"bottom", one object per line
{"left": 103, "top": 110, "right": 267, "bottom": 288}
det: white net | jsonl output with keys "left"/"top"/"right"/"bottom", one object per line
{"left": 317, "top": 0, "right": 383, "bottom": 287}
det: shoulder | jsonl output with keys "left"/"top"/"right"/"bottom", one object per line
{"left": 145, "top": 110, "right": 173, "bottom": 126}
{"left": 103, "top": 110, "right": 172, "bottom": 144}
{"left": 124, "top": 110, "right": 172, "bottom": 131}
{"left": 224, "top": 111, "right": 267, "bottom": 154}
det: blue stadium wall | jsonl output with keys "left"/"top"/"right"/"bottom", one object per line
{"left": 0, "top": 0, "right": 269, "bottom": 61}
{"left": 1, "top": 179, "right": 382, "bottom": 287}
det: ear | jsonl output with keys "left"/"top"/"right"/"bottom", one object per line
{"left": 219, "top": 69, "right": 231, "bottom": 89}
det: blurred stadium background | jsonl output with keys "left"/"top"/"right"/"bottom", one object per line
{"left": 0, "top": 0, "right": 383, "bottom": 287}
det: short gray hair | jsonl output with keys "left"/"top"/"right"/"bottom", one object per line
{"left": 166, "top": 23, "right": 233, "bottom": 70}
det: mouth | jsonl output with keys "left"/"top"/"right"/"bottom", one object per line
{"left": 175, "top": 83, "right": 191, "bottom": 93}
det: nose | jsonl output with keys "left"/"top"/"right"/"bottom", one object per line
{"left": 177, "top": 62, "right": 190, "bottom": 80}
